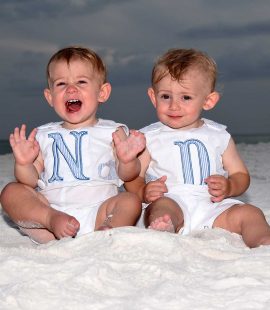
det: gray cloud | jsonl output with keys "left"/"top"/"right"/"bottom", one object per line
{"left": 0, "top": 0, "right": 270, "bottom": 139}
{"left": 108, "top": 54, "right": 153, "bottom": 87}
{"left": 217, "top": 50, "right": 270, "bottom": 81}
{"left": 0, "top": 0, "right": 128, "bottom": 20}
{"left": 178, "top": 21, "right": 270, "bottom": 40}
{"left": 1, "top": 51, "right": 47, "bottom": 95}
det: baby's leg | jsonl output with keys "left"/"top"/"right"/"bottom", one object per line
{"left": 213, "top": 203, "right": 270, "bottom": 248}
{"left": 95, "top": 192, "right": 141, "bottom": 230}
{"left": 144, "top": 197, "right": 184, "bottom": 233}
{"left": 0, "top": 182, "right": 80, "bottom": 243}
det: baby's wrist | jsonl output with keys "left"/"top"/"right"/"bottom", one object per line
{"left": 118, "top": 156, "right": 136, "bottom": 165}
{"left": 15, "top": 161, "right": 34, "bottom": 169}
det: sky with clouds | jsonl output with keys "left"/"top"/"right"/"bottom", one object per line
{"left": 1, "top": 0, "right": 270, "bottom": 139}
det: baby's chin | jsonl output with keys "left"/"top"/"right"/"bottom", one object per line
{"left": 164, "top": 118, "right": 203, "bottom": 130}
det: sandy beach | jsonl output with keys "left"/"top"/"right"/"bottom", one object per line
{"left": 1, "top": 143, "right": 270, "bottom": 310}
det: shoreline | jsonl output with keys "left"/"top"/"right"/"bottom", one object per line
{"left": 1, "top": 134, "right": 270, "bottom": 155}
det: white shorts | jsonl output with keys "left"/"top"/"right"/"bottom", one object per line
{"left": 39, "top": 183, "right": 118, "bottom": 236}
{"left": 136, "top": 193, "right": 244, "bottom": 235}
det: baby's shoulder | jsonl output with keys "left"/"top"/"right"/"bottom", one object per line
{"left": 96, "top": 118, "right": 129, "bottom": 135}
{"left": 37, "top": 122, "right": 63, "bottom": 133}
{"left": 202, "top": 118, "right": 227, "bottom": 131}
{"left": 140, "top": 122, "right": 164, "bottom": 134}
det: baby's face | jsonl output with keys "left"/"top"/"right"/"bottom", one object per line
{"left": 44, "top": 58, "right": 104, "bottom": 129}
{"left": 150, "top": 68, "right": 212, "bottom": 130}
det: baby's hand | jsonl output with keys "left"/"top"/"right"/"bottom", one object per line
{"left": 144, "top": 175, "right": 168, "bottom": 203}
{"left": 10, "top": 124, "right": 40, "bottom": 165}
{"left": 205, "top": 175, "right": 230, "bottom": 203}
{"left": 113, "top": 129, "right": 146, "bottom": 164}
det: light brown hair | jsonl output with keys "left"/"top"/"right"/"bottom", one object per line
{"left": 151, "top": 48, "right": 217, "bottom": 91}
{"left": 46, "top": 46, "right": 107, "bottom": 87}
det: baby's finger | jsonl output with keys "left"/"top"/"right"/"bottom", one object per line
{"left": 211, "top": 195, "right": 224, "bottom": 203}
{"left": 209, "top": 182, "right": 221, "bottom": 190}
{"left": 130, "top": 129, "right": 144, "bottom": 139}
{"left": 112, "top": 131, "right": 121, "bottom": 145}
{"left": 20, "top": 124, "right": 27, "bottom": 140}
{"left": 129, "top": 129, "right": 138, "bottom": 136}
{"left": 28, "top": 128, "right": 38, "bottom": 142}
{"left": 157, "top": 175, "right": 167, "bottom": 183}
{"left": 9, "top": 133, "right": 15, "bottom": 148}
{"left": 157, "top": 176, "right": 168, "bottom": 191}
{"left": 209, "top": 188, "right": 224, "bottom": 200}
{"left": 148, "top": 181, "right": 166, "bottom": 192}
{"left": 145, "top": 192, "right": 163, "bottom": 203}
{"left": 12, "top": 127, "right": 20, "bottom": 142}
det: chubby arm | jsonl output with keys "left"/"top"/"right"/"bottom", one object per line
{"left": 10, "top": 124, "right": 44, "bottom": 188}
{"left": 124, "top": 147, "right": 168, "bottom": 203}
{"left": 205, "top": 137, "right": 250, "bottom": 202}
{"left": 124, "top": 147, "right": 150, "bottom": 201}
{"left": 124, "top": 175, "right": 146, "bottom": 201}
{"left": 112, "top": 127, "right": 146, "bottom": 181}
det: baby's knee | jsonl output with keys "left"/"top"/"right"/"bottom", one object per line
{"left": 0, "top": 182, "right": 18, "bottom": 205}
{"left": 234, "top": 204, "right": 266, "bottom": 224}
{"left": 116, "top": 192, "right": 142, "bottom": 216}
{"left": 239, "top": 203, "right": 263, "bottom": 214}
{"left": 244, "top": 204, "right": 265, "bottom": 218}
{"left": 1, "top": 181, "right": 33, "bottom": 196}
{"left": 127, "top": 192, "right": 142, "bottom": 213}
{"left": 1, "top": 181, "right": 17, "bottom": 194}
{"left": 120, "top": 191, "right": 141, "bottom": 204}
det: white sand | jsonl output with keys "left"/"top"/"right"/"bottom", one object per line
{"left": 1, "top": 143, "right": 270, "bottom": 310}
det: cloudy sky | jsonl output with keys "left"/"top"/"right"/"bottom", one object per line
{"left": 1, "top": 0, "right": 270, "bottom": 140}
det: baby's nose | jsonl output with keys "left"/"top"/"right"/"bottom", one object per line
{"left": 66, "top": 84, "right": 77, "bottom": 92}
{"left": 170, "top": 99, "right": 180, "bottom": 109}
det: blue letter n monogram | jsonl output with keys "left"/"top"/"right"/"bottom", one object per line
{"left": 174, "top": 139, "right": 210, "bottom": 185}
{"left": 48, "top": 131, "right": 90, "bottom": 183}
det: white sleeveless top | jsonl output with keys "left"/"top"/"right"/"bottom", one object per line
{"left": 141, "top": 118, "right": 230, "bottom": 196}
{"left": 36, "top": 118, "right": 128, "bottom": 191}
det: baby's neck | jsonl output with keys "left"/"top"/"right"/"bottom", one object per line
{"left": 62, "top": 119, "right": 98, "bottom": 130}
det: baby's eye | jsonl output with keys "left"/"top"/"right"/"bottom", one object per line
{"left": 182, "top": 95, "right": 192, "bottom": 101}
{"left": 160, "top": 94, "right": 171, "bottom": 100}
{"left": 78, "top": 80, "right": 87, "bottom": 85}
{"left": 55, "top": 81, "right": 66, "bottom": 87}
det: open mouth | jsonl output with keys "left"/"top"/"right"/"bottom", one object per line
{"left": 66, "top": 99, "right": 82, "bottom": 113}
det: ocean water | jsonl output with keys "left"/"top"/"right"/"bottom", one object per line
{"left": 0, "top": 140, "right": 11, "bottom": 155}
{"left": 233, "top": 134, "right": 270, "bottom": 144}
{"left": 1, "top": 135, "right": 270, "bottom": 155}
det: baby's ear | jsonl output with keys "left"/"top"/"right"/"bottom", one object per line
{"left": 203, "top": 91, "right": 220, "bottom": 111}
{"left": 98, "top": 83, "right": 112, "bottom": 103}
{"left": 147, "top": 87, "right": 157, "bottom": 108}
{"left": 44, "top": 88, "right": 53, "bottom": 107}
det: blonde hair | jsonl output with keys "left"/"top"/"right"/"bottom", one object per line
{"left": 46, "top": 46, "right": 107, "bottom": 86}
{"left": 151, "top": 48, "right": 217, "bottom": 91}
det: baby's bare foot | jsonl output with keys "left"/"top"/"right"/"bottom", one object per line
{"left": 46, "top": 210, "right": 80, "bottom": 239}
{"left": 148, "top": 214, "right": 175, "bottom": 233}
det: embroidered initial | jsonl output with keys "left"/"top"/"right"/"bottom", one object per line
{"left": 48, "top": 131, "right": 90, "bottom": 183}
{"left": 174, "top": 139, "right": 210, "bottom": 184}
